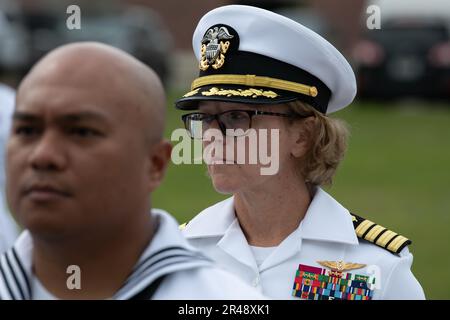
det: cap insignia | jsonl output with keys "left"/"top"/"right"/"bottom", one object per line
{"left": 199, "top": 26, "right": 234, "bottom": 71}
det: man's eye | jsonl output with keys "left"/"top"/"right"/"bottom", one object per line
{"left": 14, "top": 126, "right": 40, "bottom": 136}
{"left": 68, "top": 127, "right": 100, "bottom": 137}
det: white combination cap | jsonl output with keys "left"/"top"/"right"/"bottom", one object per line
{"left": 176, "top": 5, "right": 357, "bottom": 114}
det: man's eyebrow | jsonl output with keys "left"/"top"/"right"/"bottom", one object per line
{"left": 58, "top": 111, "right": 109, "bottom": 123}
{"left": 12, "top": 112, "right": 40, "bottom": 122}
{"left": 12, "top": 111, "right": 110, "bottom": 123}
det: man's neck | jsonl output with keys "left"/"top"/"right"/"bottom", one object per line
{"left": 32, "top": 214, "right": 155, "bottom": 299}
{"left": 234, "top": 175, "right": 312, "bottom": 247}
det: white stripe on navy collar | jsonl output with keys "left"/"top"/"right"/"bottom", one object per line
{"left": 0, "top": 210, "right": 212, "bottom": 300}
{"left": 0, "top": 248, "right": 31, "bottom": 299}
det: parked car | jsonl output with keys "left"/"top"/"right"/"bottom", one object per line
{"left": 59, "top": 5, "right": 173, "bottom": 84}
{"left": 1, "top": 4, "right": 173, "bottom": 85}
{"left": 0, "top": 9, "right": 29, "bottom": 76}
{"left": 353, "top": 0, "right": 450, "bottom": 100}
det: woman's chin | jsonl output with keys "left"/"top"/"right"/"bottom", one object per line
{"left": 210, "top": 173, "right": 240, "bottom": 194}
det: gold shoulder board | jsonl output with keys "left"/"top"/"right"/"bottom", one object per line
{"left": 351, "top": 213, "right": 412, "bottom": 254}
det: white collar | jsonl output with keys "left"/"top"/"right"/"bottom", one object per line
{"left": 0, "top": 209, "right": 212, "bottom": 300}
{"left": 183, "top": 187, "right": 358, "bottom": 246}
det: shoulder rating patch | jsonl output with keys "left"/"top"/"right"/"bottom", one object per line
{"left": 351, "top": 213, "right": 412, "bottom": 254}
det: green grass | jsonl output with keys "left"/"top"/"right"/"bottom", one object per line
{"left": 154, "top": 93, "right": 450, "bottom": 299}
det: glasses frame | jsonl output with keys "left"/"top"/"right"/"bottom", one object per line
{"left": 181, "top": 109, "right": 307, "bottom": 139}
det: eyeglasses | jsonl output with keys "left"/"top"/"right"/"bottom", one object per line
{"left": 181, "top": 109, "right": 304, "bottom": 139}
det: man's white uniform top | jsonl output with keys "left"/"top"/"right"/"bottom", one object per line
{"left": 0, "top": 209, "right": 265, "bottom": 300}
{"left": 0, "top": 84, "right": 19, "bottom": 254}
{"left": 182, "top": 188, "right": 425, "bottom": 300}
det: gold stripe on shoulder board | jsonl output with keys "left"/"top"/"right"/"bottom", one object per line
{"left": 351, "top": 213, "right": 412, "bottom": 254}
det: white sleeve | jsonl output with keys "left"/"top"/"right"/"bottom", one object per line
{"left": 380, "top": 247, "right": 425, "bottom": 300}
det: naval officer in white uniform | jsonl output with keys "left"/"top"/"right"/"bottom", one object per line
{"left": 176, "top": 5, "right": 425, "bottom": 300}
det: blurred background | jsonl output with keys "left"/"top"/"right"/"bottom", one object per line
{"left": 0, "top": 0, "right": 449, "bottom": 298}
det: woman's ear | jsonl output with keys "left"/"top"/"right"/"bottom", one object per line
{"left": 146, "top": 139, "right": 173, "bottom": 192}
{"left": 290, "top": 117, "right": 315, "bottom": 158}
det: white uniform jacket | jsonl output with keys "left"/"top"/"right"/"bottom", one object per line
{"left": 182, "top": 188, "right": 425, "bottom": 300}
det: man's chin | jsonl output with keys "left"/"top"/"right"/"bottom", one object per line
{"left": 19, "top": 210, "right": 80, "bottom": 240}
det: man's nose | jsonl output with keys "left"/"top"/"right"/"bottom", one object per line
{"left": 28, "top": 131, "right": 67, "bottom": 171}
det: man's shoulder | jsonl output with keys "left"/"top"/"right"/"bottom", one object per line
{"left": 154, "top": 266, "right": 266, "bottom": 300}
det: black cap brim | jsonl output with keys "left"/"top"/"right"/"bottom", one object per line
{"left": 175, "top": 84, "right": 301, "bottom": 110}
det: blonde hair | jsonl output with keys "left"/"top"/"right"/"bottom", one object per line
{"left": 286, "top": 100, "right": 349, "bottom": 187}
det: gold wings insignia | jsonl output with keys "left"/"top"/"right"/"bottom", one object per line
{"left": 317, "top": 260, "right": 366, "bottom": 272}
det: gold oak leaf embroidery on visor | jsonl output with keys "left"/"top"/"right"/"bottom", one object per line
{"left": 200, "top": 87, "right": 279, "bottom": 98}
{"left": 183, "top": 88, "right": 200, "bottom": 98}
